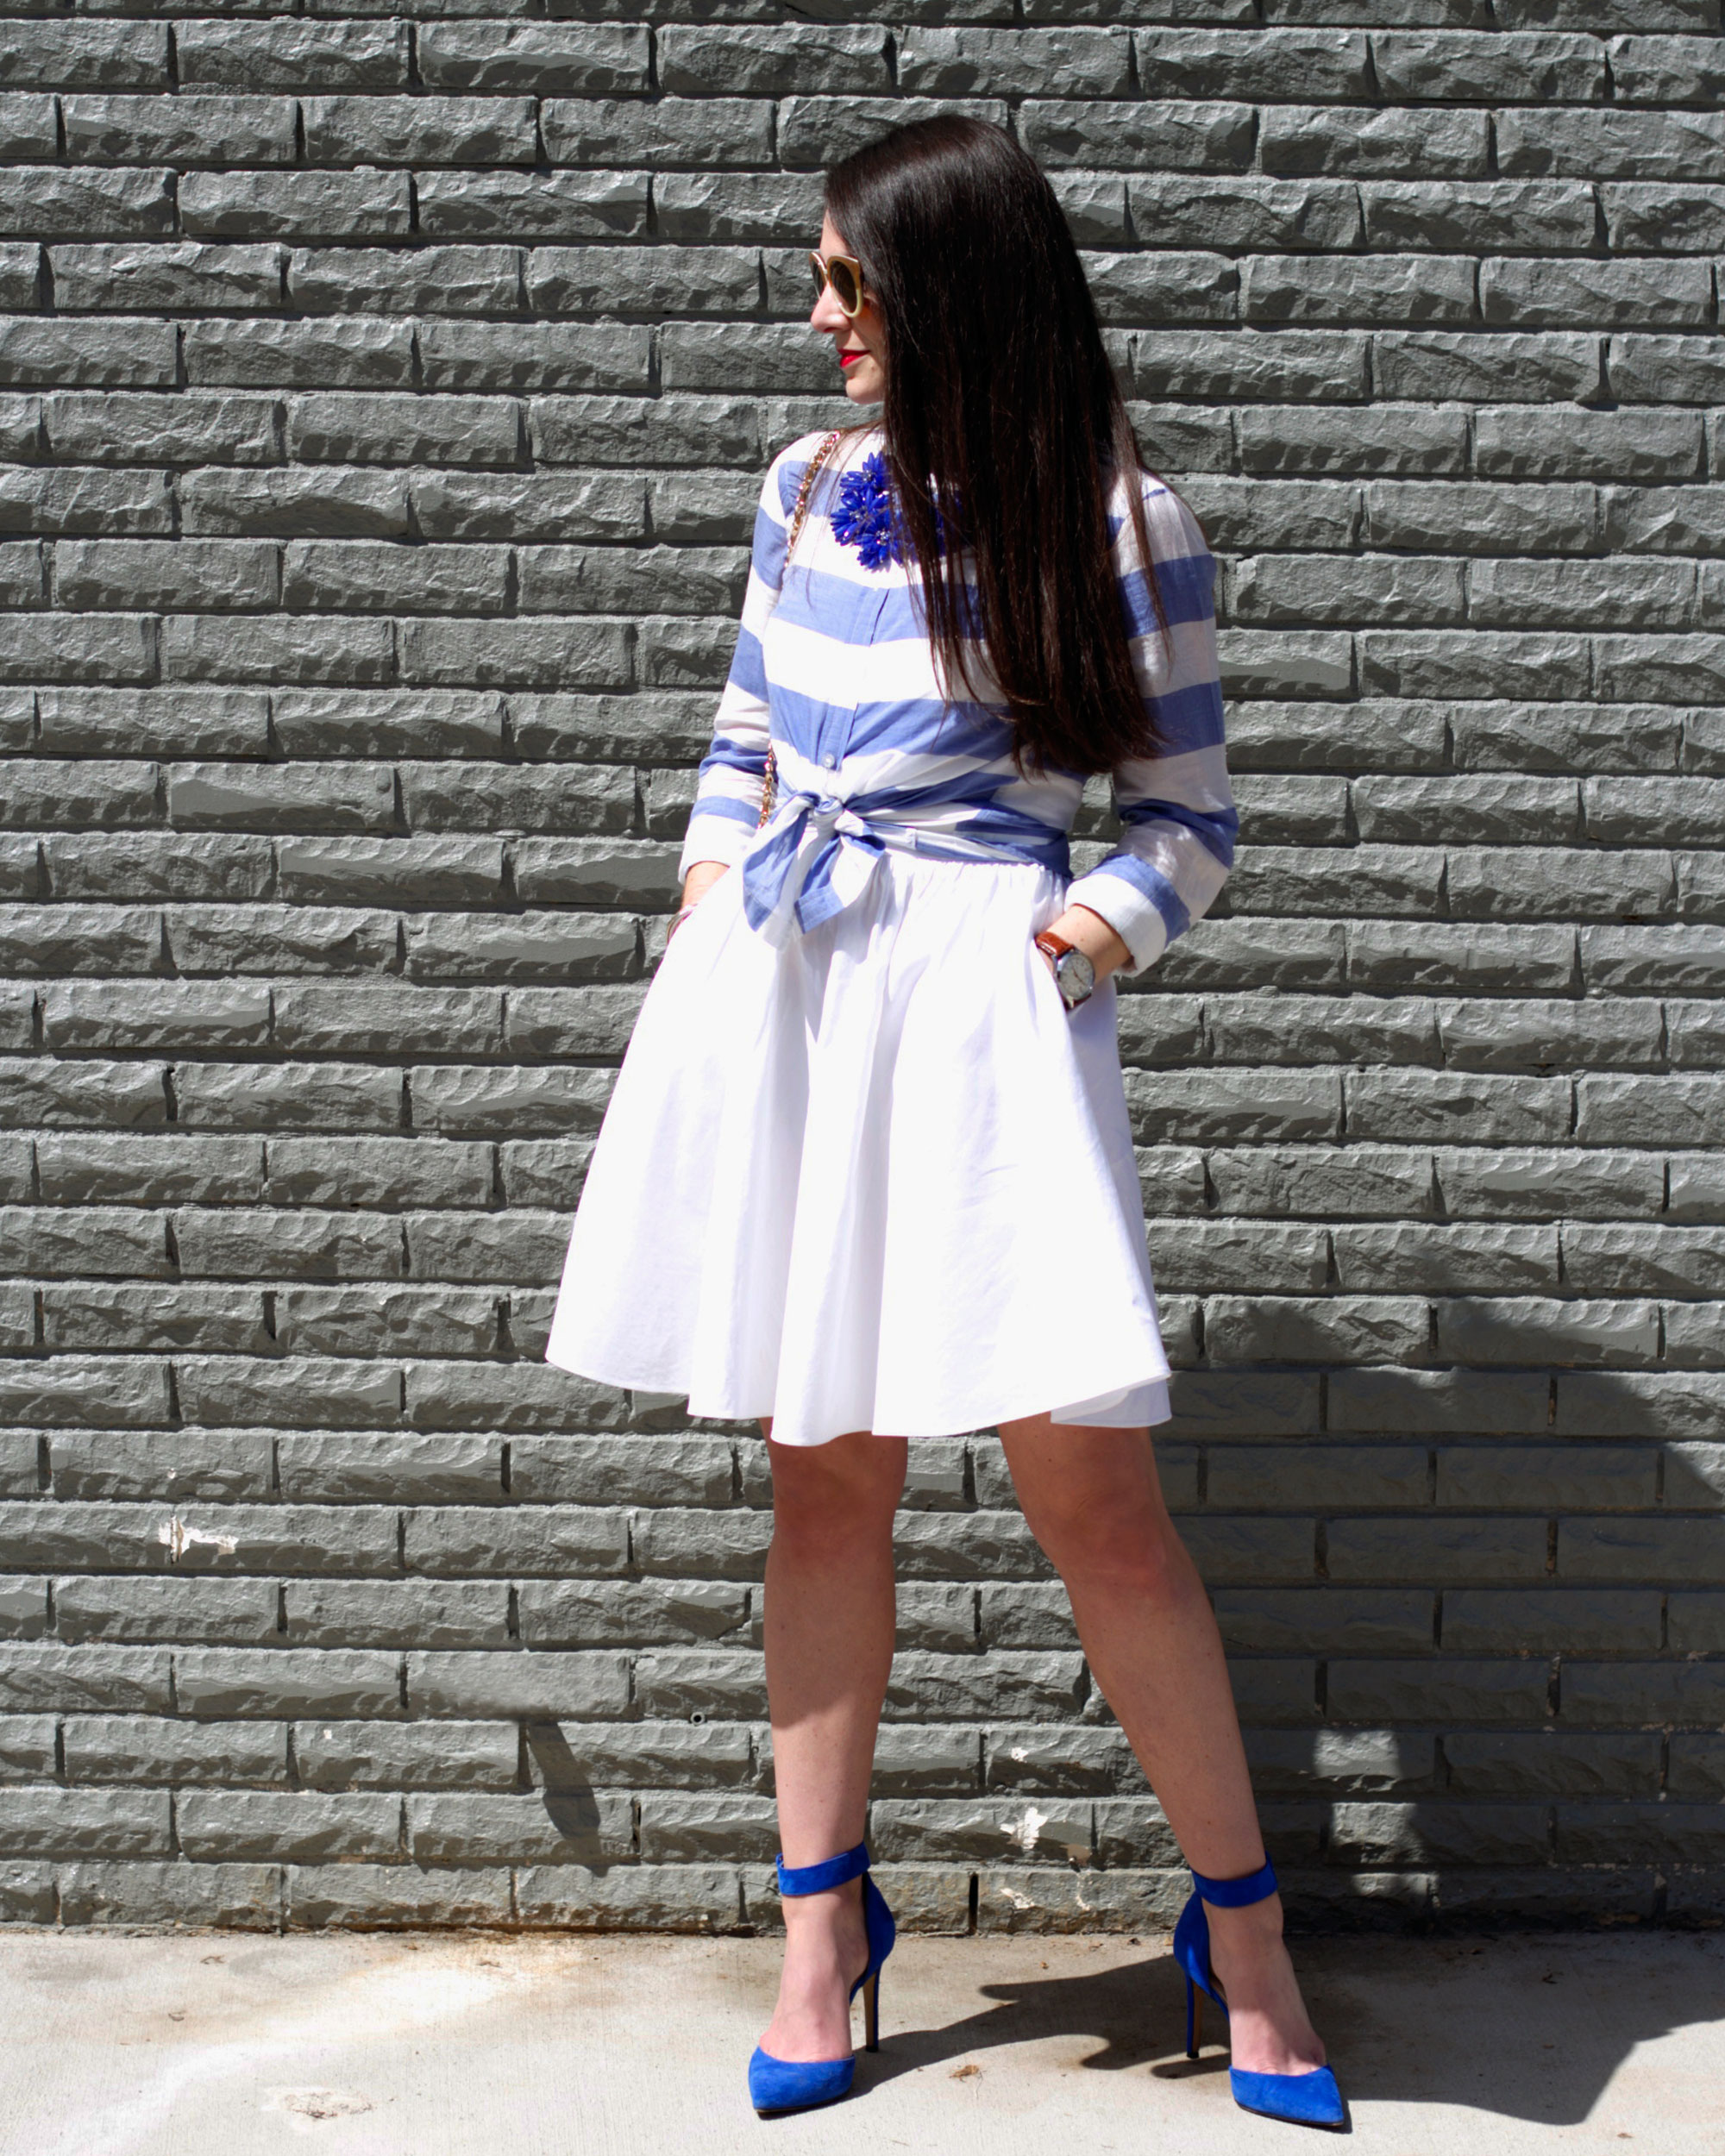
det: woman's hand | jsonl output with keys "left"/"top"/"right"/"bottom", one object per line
{"left": 1037, "top": 903, "right": 1132, "bottom": 982}
{"left": 668, "top": 860, "right": 730, "bottom": 939}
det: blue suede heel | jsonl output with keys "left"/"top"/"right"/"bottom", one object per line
{"left": 1172, "top": 1858, "right": 1347, "bottom": 2132}
{"left": 747, "top": 1841, "right": 897, "bottom": 2118}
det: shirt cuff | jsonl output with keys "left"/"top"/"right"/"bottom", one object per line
{"left": 677, "top": 800, "right": 759, "bottom": 880}
{"left": 1066, "top": 864, "right": 1174, "bottom": 977}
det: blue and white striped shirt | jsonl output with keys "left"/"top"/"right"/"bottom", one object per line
{"left": 678, "top": 426, "right": 1237, "bottom": 974}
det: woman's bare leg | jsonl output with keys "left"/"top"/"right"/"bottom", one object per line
{"left": 997, "top": 1412, "right": 1324, "bottom": 2078}
{"left": 756, "top": 1423, "right": 907, "bottom": 2064}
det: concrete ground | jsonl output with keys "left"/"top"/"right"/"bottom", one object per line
{"left": 3, "top": 1928, "right": 1722, "bottom": 2156}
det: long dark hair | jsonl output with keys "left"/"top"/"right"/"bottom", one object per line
{"left": 825, "top": 116, "right": 1164, "bottom": 778}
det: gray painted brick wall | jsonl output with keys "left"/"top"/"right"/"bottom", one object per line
{"left": 1, "top": 0, "right": 1722, "bottom": 1936}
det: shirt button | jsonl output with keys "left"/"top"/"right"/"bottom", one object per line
{"left": 823, "top": 752, "right": 838, "bottom": 769}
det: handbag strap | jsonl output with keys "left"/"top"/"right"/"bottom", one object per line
{"left": 756, "top": 428, "right": 845, "bottom": 831}
{"left": 783, "top": 427, "right": 844, "bottom": 567}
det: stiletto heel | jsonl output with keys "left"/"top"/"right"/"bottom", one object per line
{"left": 746, "top": 1840, "right": 897, "bottom": 2118}
{"left": 1171, "top": 1858, "right": 1346, "bottom": 2132}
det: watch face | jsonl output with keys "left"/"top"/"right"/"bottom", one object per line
{"left": 1054, "top": 948, "right": 1096, "bottom": 1004}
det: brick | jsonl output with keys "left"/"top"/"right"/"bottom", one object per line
{"left": 52, "top": 1570, "right": 273, "bottom": 1647}
{"left": 1556, "top": 1372, "right": 1725, "bottom": 1438}
{"left": 1561, "top": 1518, "right": 1725, "bottom": 1584}
{"left": 64, "top": 94, "right": 295, "bottom": 168}
{"left": 1261, "top": 103, "right": 1487, "bottom": 178}
{"left": 636, "top": 1792, "right": 778, "bottom": 1864}
{"left": 177, "top": 1648, "right": 402, "bottom": 1720}
{"left": 1207, "top": 1294, "right": 1428, "bottom": 1366}
{"left": 1245, "top": 254, "right": 1474, "bottom": 327}
{"left": 0, "top": 1645, "right": 170, "bottom": 1714}
{"left": 51, "top": 242, "right": 284, "bottom": 317}
{"left": 286, "top": 394, "right": 518, "bottom": 472}
{"left": 1239, "top": 404, "right": 1466, "bottom": 478}
{"left": 1132, "top": 180, "right": 1357, "bottom": 261}
{"left": 288, "top": 1863, "right": 510, "bottom": 1930}
{"left": 178, "top": 22, "right": 408, "bottom": 94}
{"left": 180, "top": 172, "right": 411, "bottom": 245}
{"left": 1444, "top": 1733, "right": 1659, "bottom": 1799}
{"left": 1347, "top": 1071, "right": 1570, "bottom": 1144}
{"left": 273, "top": 689, "right": 504, "bottom": 759}
{"left": 1485, "top": 257, "right": 1711, "bottom": 333}
{"left": 160, "top": 616, "right": 394, "bottom": 688}
{"left": 1603, "top": 185, "right": 1725, "bottom": 255}
{"left": 0, "top": 760, "right": 161, "bottom": 830}
{"left": 417, "top": 172, "right": 649, "bottom": 246}
{"left": 1019, "top": 100, "right": 1254, "bottom": 174}
{"left": 62, "top": 1717, "right": 285, "bottom": 1789}
{"left": 659, "top": 25, "right": 888, "bottom": 97}
{"left": 1372, "top": 333, "right": 1598, "bottom": 406}
{"left": 62, "top": 1862, "right": 279, "bottom": 1928}
{"left": 0, "top": 169, "right": 178, "bottom": 245}
{"left": 1498, "top": 108, "right": 1725, "bottom": 181}
{"left": 47, "top": 390, "right": 279, "bottom": 468}
{"left": 295, "top": 1720, "right": 517, "bottom": 1792}
{"left": 1446, "top": 849, "right": 1673, "bottom": 924}
{"left": 409, "top": 1651, "right": 629, "bottom": 1720}
{"left": 901, "top": 28, "right": 1131, "bottom": 97}
{"left": 514, "top": 1865, "right": 737, "bottom": 1934}
{"left": 1454, "top": 701, "right": 1678, "bottom": 774}
{"left": 1245, "top": 1728, "right": 1434, "bottom": 1794}
{"left": 1230, "top": 554, "right": 1463, "bottom": 627}
{"left": 1364, "top": 181, "right": 1595, "bottom": 256}
{"left": 1669, "top": 1156, "right": 1725, "bottom": 1225}
{"left": 1132, "top": 329, "right": 1364, "bottom": 406}
{"left": 1355, "top": 774, "right": 1580, "bottom": 844}
{"left": 0, "top": 1785, "right": 171, "bottom": 1854}
{"left": 0, "top": 97, "right": 53, "bottom": 163}
{"left": 1330, "top": 1799, "right": 1550, "bottom": 1868}
{"left": 1560, "top": 1662, "right": 1725, "bottom": 1727}
{"left": 179, "top": 1790, "right": 399, "bottom": 1863}
{"left": 2, "top": 317, "right": 175, "bottom": 392}
{"left": 35, "top": 690, "right": 267, "bottom": 761}
{"left": 1478, "top": 407, "right": 1703, "bottom": 484}
{"left": 304, "top": 97, "right": 534, "bottom": 169}
{"left": 544, "top": 98, "right": 770, "bottom": 172}
{"left": 1576, "top": 1075, "right": 1725, "bottom": 1148}
{"left": 419, "top": 23, "right": 648, "bottom": 96}
{"left": 411, "top": 1789, "right": 634, "bottom": 1865}
{"left": 1670, "top": 1738, "right": 1725, "bottom": 1801}
{"left": 289, "top": 245, "right": 522, "bottom": 317}
{"left": 1061, "top": 252, "right": 1240, "bottom": 329}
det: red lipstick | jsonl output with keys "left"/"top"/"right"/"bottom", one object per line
{"left": 838, "top": 348, "right": 863, "bottom": 369}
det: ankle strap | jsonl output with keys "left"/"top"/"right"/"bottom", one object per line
{"left": 775, "top": 1842, "right": 870, "bottom": 1897}
{"left": 1191, "top": 1858, "right": 1278, "bottom": 1908}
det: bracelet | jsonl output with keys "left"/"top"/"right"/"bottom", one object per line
{"left": 668, "top": 904, "right": 696, "bottom": 937}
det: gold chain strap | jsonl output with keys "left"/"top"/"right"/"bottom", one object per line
{"left": 756, "top": 428, "right": 844, "bottom": 830}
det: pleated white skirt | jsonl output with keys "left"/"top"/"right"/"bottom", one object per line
{"left": 543, "top": 852, "right": 1172, "bottom": 1448}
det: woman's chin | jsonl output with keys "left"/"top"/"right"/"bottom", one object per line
{"left": 841, "top": 364, "right": 885, "bottom": 404}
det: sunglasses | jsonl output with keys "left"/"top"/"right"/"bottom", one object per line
{"left": 808, "top": 249, "right": 868, "bottom": 317}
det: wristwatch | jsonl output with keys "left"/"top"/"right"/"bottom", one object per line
{"left": 1034, "top": 930, "right": 1096, "bottom": 1011}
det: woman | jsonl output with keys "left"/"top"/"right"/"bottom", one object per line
{"left": 546, "top": 117, "right": 1343, "bottom": 2132}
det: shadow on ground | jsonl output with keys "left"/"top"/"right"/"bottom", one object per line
{"left": 860, "top": 1931, "right": 1725, "bottom": 2129}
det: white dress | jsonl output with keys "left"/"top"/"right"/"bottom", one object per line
{"left": 544, "top": 427, "right": 1236, "bottom": 1449}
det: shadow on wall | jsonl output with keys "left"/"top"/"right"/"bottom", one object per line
{"left": 863, "top": 1933, "right": 1725, "bottom": 2130}
{"left": 523, "top": 1722, "right": 617, "bottom": 1865}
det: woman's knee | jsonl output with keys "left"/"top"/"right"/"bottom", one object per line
{"left": 768, "top": 1432, "right": 905, "bottom": 1550}
{"left": 1021, "top": 1482, "right": 1195, "bottom": 1608}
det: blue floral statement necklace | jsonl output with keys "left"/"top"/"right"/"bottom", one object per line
{"left": 829, "top": 450, "right": 956, "bottom": 571}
